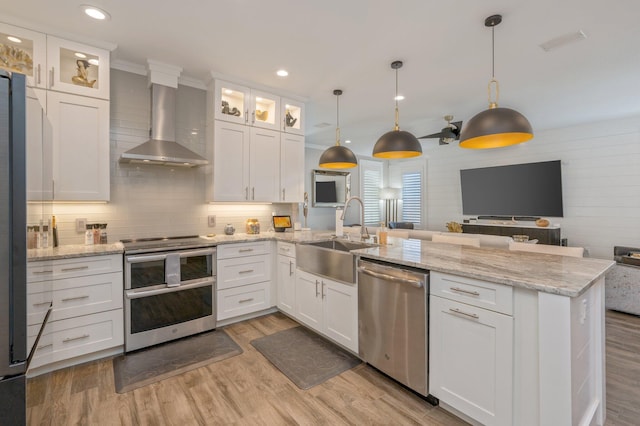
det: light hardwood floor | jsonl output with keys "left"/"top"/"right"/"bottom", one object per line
{"left": 26, "top": 310, "right": 640, "bottom": 425}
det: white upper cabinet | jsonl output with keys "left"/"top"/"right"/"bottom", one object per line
{"left": 26, "top": 87, "right": 53, "bottom": 200}
{"left": 281, "top": 97, "right": 304, "bottom": 135}
{"left": 280, "top": 133, "right": 305, "bottom": 202}
{"left": 0, "top": 22, "right": 47, "bottom": 88}
{"left": 213, "top": 80, "right": 281, "bottom": 131}
{"left": 46, "top": 36, "right": 110, "bottom": 99}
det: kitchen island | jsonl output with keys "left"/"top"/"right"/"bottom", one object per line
{"left": 353, "top": 238, "right": 613, "bottom": 426}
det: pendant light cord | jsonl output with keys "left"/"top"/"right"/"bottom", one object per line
{"left": 335, "top": 92, "right": 341, "bottom": 146}
{"left": 394, "top": 67, "right": 400, "bottom": 131}
{"left": 487, "top": 23, "right": 500, "bottom": 108}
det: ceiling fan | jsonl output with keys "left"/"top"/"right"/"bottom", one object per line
{"left": 419, "top": 115, "right": 463, "bottom": 145}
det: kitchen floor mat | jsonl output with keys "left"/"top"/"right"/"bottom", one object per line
{"left": 113, "top": 329, "right": 242, "bottom": 393}
{"left": 250, "top": 326, "right": 361, "bottom": 390}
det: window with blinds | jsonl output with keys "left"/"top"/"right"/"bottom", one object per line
{"left": 401, "top": 171, "right": 422, "bottom": 224}
{"left": 360, "top": 160, "right": 383, "bottom": 226}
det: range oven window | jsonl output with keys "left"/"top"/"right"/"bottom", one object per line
{"left": 130, "top": 285, "right": 213, "bottom": 334}
{"left": 130, "top": 259, "right": 165, "bottom": 289}
{"left": 181, "top": 254, "right": 212, "bottom": 282}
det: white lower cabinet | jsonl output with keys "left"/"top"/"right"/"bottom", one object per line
{"left": 295, "top": 269, "right": 358, "bottom": 353}
{"left": 276, "top": 242, "right": 296, "bottom": 316}
{"left": 429, "top": 272, "right": 513, "bottom": 426}
{"left": 26, "top": 254, "right": 123, "bottom": 371}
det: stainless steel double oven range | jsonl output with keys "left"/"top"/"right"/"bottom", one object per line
{"left": 121, "top": 236, "right": 216, "bottom": 352}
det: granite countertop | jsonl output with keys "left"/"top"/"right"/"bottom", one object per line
{"left": 27, "top": 242, "right": 125, "bottom": 261}
{"left": 352, "top": 238, "right": 614, "bottom": 298}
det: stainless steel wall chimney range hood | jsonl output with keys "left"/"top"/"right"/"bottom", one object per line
{"left": 120, "top": 61, "right": 208, "bottom": 167}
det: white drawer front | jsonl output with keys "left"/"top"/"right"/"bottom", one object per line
{"left": 27, "top": 309, "right": 124, "bottom": 369}
{"left": 217, "top": 254, "right": 271, "bottom": 290}
{"left": 217, "top": 241, "right": 270, "bottom": 259}
{"left": 27, "top": 271, "right": 123, "bottom": 325}
{"left": 28, "top": 254, "right": 122, "bottom": 282}
{"left": 431, "top": 272, "right": 513, "bottom": 315}
{"left": 217, "top": 282, "right": 270, "bottom": 320}
{"left": 277, "top": 241, "right": 296, "bottom": 258}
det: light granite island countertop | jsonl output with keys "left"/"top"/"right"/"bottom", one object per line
{"left": 353, "top": 237, "right": 613, "bottom": 297}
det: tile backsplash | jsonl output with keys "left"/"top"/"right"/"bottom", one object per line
{"left": 28, "top": 69, "right": 294, "bottom": 245}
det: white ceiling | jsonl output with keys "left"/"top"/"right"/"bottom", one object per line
{"left": 2, "top": 0, "right": 639, "bottom": 155}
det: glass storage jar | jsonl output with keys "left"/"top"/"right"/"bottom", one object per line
{"left": 246, "top": 218, "right": 260, "bottom": 234}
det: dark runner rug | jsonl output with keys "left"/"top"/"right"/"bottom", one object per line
{"left": 113, "top": 329, "right": 242, "bottom": 393}
{"left": 250, "top": 326, "right": 361, "bottom": 390}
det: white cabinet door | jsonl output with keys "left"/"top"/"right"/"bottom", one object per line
{"left": 281, "top": 97, "right": 304, "bottom": 135}
{"left": 46, "top": 36, "right": 110, "bottom": 99}
{"left": 430, "top": 295, "right": 513, "bottom": 426}
{"left": 213, "top": 121, "right": 250, "bottom": 201}
{"left": 322, "top": 278, "right": 358, "bottom": 353}
{"left": 0, "top": 23, "right": 47, "bottom": 88}
{"left": 280, "top": 133, "right": 305, "bottom": 203}
{"left": 295, "top": 270, "right": 322, "bottom": 332}
{"left": 26, "top": 87, "right": 53, "bottom": 200}
{"left": 47, "top": 91, "right": 109, "bottom": 201}
{"left": 249, "top": 127, "right": 280, "bottom": 202}
{"left": 213, "top": 80, "right": 251, "bottom": 125}
{"left": 276, "top": 254, "right": 296, "bottom": 316}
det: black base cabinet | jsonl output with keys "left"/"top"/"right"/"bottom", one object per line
{"left": 462, "top": 224, "right": 561, "bottom": 245}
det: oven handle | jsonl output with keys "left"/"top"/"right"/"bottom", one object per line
{"left": 125, "top": 279, "right": 215, "bottom": 299}
{"left": 126, "top": 253, "right": 167, "bottom": 264}
{"left": 178, "top": 248, "right": 216, "bottom": 258}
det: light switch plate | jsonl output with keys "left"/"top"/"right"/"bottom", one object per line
{"left": 208, "top": 215, "right": 216, "bottom": 227}
{"left": 76, "top": 218, "right": 87, "bottom": 232}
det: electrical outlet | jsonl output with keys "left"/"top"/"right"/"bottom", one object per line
{"left": 208, "top": 215, "right": 216, "bottom": 227}
{"left": 76, "top": 218, "right": 87, "bottom": 232}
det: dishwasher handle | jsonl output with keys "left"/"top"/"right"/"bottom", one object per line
{"left": 357, "top": 266, "right": 424, "bottom": 288}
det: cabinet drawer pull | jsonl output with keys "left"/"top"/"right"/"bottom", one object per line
{"left": 282, "top": 188, "right": 286, "bottom": 201}
{"left": 238, "top": 298, "right": 254, "bottom": 303}
{"left": 449, "top": 308, "right": 479, "bottom": 320}
{"left": 322, "top": 281, "right": 326, "bottom": 299}
{"left": 62, "top": 334, "right": 90, "bottom": 343}
{"left": 450, "top": 287, "right": 480, "bottom": 296}
{"left": 289, "top": 260, "right": 293, "bottom": 275}
{"left": 252, "top": 187, "right": 255, "bottom": 200}
{"left": 49, "top": 68, "right": 54, "bottom": 88}
{"left": 238, "top": 248, "right": 254, "bottom": 253}
{"left": 245, "top": 186, "right": 249, "bottom": 200}
{"left": 37, "top": 343, "right": 52, "bottom": 350}
{"left": 238, "top": 269, "right": 255, "bottom": 274}
{"left": 61, "top": 295, "right": 89, "bottom": 302}
{"left": 61, "top": 266, "right": 89, "bottom": 272}
{"left": 33, "top": 270, "right": 53, "bottom": 275}
{"left": 281, "top": 247, "right": 290, "bottom": 252}
{"left": 33, "top": 301, "right": 53, "bottom": 307}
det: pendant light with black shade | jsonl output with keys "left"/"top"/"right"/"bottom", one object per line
{"left": 319, "top": 89, "right": 358, "bottom": 169}
{"left": 372, "top": 61, "right": 422, "bottom": 159}
{"left": 459, "top": 15, "right": 533, "bottom": 149}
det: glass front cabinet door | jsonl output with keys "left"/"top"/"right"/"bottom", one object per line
{"left": 250, "top": 89, "right": 280, "bottom": 130}
{"left": 0, "top": 23, "right": 47, "bottom": 88}
{"left": 214, "top": 80, "right": 251, "bottom": 125}
{"left": 46, "top": 36, "right": 110, "bottom": 99}
{"left": 281, "top": 97, "right": 304, "bottom": 135}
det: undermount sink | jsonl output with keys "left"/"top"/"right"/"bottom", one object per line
{"left": 296, "top": 239, "right": 376, "bottom": 284}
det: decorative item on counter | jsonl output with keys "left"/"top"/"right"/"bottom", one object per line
{"left": 285, "top": 109, "right": 297, "bottom": 127}
{"left": 27, "top": 226, "right": 36, "bottom": 249}
{"left": 224, "top": 223, "right": 235, "bottom": 235}
{"left": 245, "top": 218, "right": 260, "bottom": 234}
{"left": 446, "top": 221, "right": 463, "bottom": 233}
{"left": 41, "top": 225, "right": 49, "bottom": 248}
{"left": 71, "top": 59, "right": 97, "bottom": 88}
{"left": 513, "top": 234, "right": 529, "bottom": 242}
{"left": 303, "top": 192, "right": 309, "bottom": 228}
{"left": 221, "top": 100, "right": 241, "bottom": 116}
{"left": 85, "top": 224, "right": 94, "bottom": 245}
{"left": 52, "top": 215, "right": 59, "bottom": 247}
{"left": 536, "top": 218, "right": 550, "bottom": 227}
{"left": 255, "top": 110, "right": 268, "bottom": 121}
{"left": 378, "top": 222, "right": 388, "bottom": 245}
{"left": 92, "top": 224, "right": 100, "bottom": 245}
{"left": 100, "top": 224, "right": 108, "bottom": 244}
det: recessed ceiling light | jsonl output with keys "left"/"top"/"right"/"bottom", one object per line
{"left": 75, "top": 52, "right": 87, "bottom": 58}
{"left": 81, "top": 5, "right": 111, "bottom": 20}
{"left": 7, "top": 36, "right": 21, "bottom": 43}
{"left": 191, "top": 131, "right": 198, "bottom": 135}
{"left": 394, "top": 95, "right": 405, "bottom": 101}
{"left": 345, "top": 140, "right": 352, "bottom": 144}
{"left": 276, "top": 69, "right": 289, "bottom": 77}
{"left": 88, "top": 58, "right": 99, "bottom": 66}
{"left": 224, "top": 89, "right": 233, "bottom": 94}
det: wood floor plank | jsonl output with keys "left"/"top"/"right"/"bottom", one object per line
{"left": 26, "top": 310, "right": 640, "bottom": 425}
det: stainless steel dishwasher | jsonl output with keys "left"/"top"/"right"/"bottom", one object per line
{"left": 357, "top": 258, "right": 431, "bottom": 398}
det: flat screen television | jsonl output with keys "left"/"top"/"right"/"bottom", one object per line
{"left": 315, "top": 181, "right": 338, "bottom": 203}
{"left": 460, "top": 160, "right": 564, "bottom": 217}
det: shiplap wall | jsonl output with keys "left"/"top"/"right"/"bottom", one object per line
{"left": 424, "top": 115, "right": 640, "bottom": 259}
{"left": 28, "top": 70, "right": 293, "bottom": 244}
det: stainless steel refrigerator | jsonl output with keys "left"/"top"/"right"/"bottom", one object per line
{"left": 0, "top": 69, "right": 28, "bottom": 423}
